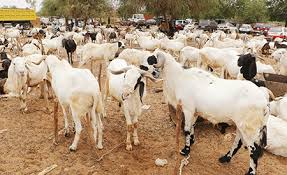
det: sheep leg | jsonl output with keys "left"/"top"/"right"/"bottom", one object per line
{"left": 67, "top": 50, "right": 70, "bottom": 64}
{"left": 61, "top": 104, "right": 70, "bottom": 137}
{"left": 220, "top": 68, "right": 225, "bottom": 79}
{"left": 90, "top": 60, "right": 93, "bottom": 75}
{"left": 69, "top": 110, "right": 82, "bottom": 151}
{"left": 219, "top": 129, "right": 242, "bottom": 163}
{"left": 245, "top": 142, "right": 263, "bottom": 175}
{"left": 132, "top": 116, "right": 139, "bottom": 146}
{"left": 180, "top": 109, "right": 197, "bottom": 156}
{"left": 39, "top": 83, "right": 44, "bottom": 99}
{"left": 96, "top": 112, "right": 103, "bottom": 149}
{"left": 90, "top": 111, "right": 99, "bottom": 148}
{"left": 43, "top": 81, "right": 49, "bottom": 112}
{"left": 123, "top": 102, "right": 133, "bottom": 151}
{"left": 70, "top": 52, "right": 73, "bottom": 65}
{"left": 20, "top": 85, "right": 28, "bottom": 113}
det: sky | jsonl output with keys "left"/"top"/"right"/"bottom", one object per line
{"left": 0, "top": 0, "right": 43, "bottom": 11}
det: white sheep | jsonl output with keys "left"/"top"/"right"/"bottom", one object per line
{"left": 270, "top": 95, "right": 287, "bottom": 122}
{"left": 197, "top": 47, "right": 240, "bottom": 78}
{"left": 42, "top": 35, "right": 64, "bottom": 55}
{"left": 137, "top": 36, "right": 161, "bottom": 51}
{"left": 271, "top": 49, "right": 287, "bottom": 75}
{"left": 266, "top": 115, "right": 287, "bottom": 157}
{"left": 105, "top": 58, "right": 160, "bottom": 150}
{"left": 72, "top": 32, "right": 85, "bottom": 45}
{"left": 79, "top": 41, "right": 125, "bottom": 68}
{"left": 4, "top": 54, "right": 49, "bottom": 112}
{"left": 125, "top": 33, "right": 137, "bottom": 47}
{"left": 117, "top": 48, "right": 151, "bottom": 66}
{"left": 179, "top": 46, "right": 200, "bottom": 67}
{"left": 44, "top": 55, "right": 105, "bottom": 151}
{"left": 160, "top": 37, "right": 186, "bottom": 57}
{"left": 204, "top": 37, "right": 243, "bottom": 48}
{"left": 256, "top": 61, "right": 275, "bottom": 74}
{"left": 22, "top": 43, "right": 41, "bottom": 56}
{"left": 148, "top": 50, "right": 268, "bottom": 175}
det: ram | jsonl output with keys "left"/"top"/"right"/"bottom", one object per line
{"left": 146, "top": 50, "right": 268, "bottom": 175}
{"left": 104, "top": 58, "right": 160, "bottom": 150}
{"left": 42, "top": 55, "right": 105, "bottom": 151}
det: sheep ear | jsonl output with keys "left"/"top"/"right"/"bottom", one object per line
{"left": 147, "top": 55, "right": 157, "bottom": 65}
{"left": 109, "top": 66, "right": 131, "bottom": 75}
{"left": 118, "top": 41, "right": 122, "bottom": 48}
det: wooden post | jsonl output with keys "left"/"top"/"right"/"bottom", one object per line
{"left": 53, "top": 100, "right": 59, "bottom": 144}
{"left": 174, "top": 100, "right": 182, "bottom": 175}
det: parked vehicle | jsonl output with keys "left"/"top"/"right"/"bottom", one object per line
{"left": 266, "top": 27, "right": 287, "bottom": 41}
{"left": 198, "top": 20, "right": 217, "bottom": 32}
{"left": 146, "top": 18, "right": 157, "bottom": 25}
{"left": 217, "top": 22, "right": 237, "bottom": 33}
{"left": 175, "top": 20, "right": 187, "bottom": 30}
{"left": 239, "top": 24, "right": 253, "bottom": 34}
{"left": 0, "top": 8, "right": 37, "bottom": 29}
{"left": 253, "top": 23, "right": 272, "bottom": 35}
{"left": 128, "top": 14, "right": 146, "bottom": 26}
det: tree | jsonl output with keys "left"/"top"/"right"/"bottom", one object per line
{"left": 232, "top": 0, "right": 268, "bottom": 23}
{"left": 117, "top": 0, "right": 269, "bottom": 23}
{"left": 25, "top": 0, "right": 37, "bottom": 9}
{"left": 40, "top": 0, "right": 112, "bottom": 27}
{"left": 267, "top": 0, "right": 287, "bottom": 26}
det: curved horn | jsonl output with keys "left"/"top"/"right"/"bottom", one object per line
{"left": 109, "top": 66, "right": 132, "bottom": 75}
{"left": 138, "top": 69, "right": 163, "bottom": 83}
{"left": 154, "top": 50, "right": 166, "bottom": 68}
{"left": 29, "top": 55, "right": 47, "bottom": 65}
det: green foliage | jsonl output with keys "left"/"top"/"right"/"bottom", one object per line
{"left": 267, "top": 0, "right": 287, "bottom": 23}
{"left": 233, "top": 0, "right": 268, "bottom": 23}
{"left": 40, "top": 0, "right": 112, "bottom": 19}
{"left": 117, "top": 0, "right": 269, "bottom": 23}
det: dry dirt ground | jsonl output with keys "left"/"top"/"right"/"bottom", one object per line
{"left": 0, "top": 40, "right": 287, "bottom": 174}
{"left": 0, "top": 78, "right": 287, "bottom": 175}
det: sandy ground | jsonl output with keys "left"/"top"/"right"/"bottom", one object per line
{"left": 0, "top": 78, "right": 287, "bottom": 175}
{"left": 0, "top": 36, "right": 287, "bottom": 174}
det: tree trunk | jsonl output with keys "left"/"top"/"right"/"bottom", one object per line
{"left": 108, "top": 16, "right": 111, "bottom": 24}
{"left": 285, "top": 20, "right": 287, "bottom": 27}
{"left": 65, "top": 17, "right": 69, "bottom": 27}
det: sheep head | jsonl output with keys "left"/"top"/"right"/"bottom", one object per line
{"left": 109, "top": 66, "right": 162, "bottom": 102}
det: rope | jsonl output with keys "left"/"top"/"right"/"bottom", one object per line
{"left": 179, "top": 155, "right": 190, "bottom": 175}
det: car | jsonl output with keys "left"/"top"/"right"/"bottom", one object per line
{"left": 266, "top": 27, "right": 287, "bottom": 41}
{"left": 175, "top": 20, "right": 187, "bottom": 30}
{"left": 239, "top": 24, "right": 253, "bottom": 34}
{"left": 146, "top": 18, "right": 156, "bottom": 25}
{"left": 198, "top": 20, "right": 218, "bottom": 32}
{"left": 253, "top": 23, "right": 272, "bottom": 35}
{"left": 217, "top": 22, "right": 237, "bottom": 33}
{"left": 129, "top": 14, "right": 146, "bottom": 26}
{"left": 120, "top": 20, "right": 132, "bottom": 26}
{"left": 3, "top": 23, "right": 13, "bottom": 28}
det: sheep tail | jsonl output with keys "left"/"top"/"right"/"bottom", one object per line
{"left": 259, "top": 105, "right": 269, "bottom": 148}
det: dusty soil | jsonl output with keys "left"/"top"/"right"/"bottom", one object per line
{"left": 0, "top": 38, "right": 286, "bottom": 175}
{"left": 0, "top": 79, "right": 286, "bottom": 175}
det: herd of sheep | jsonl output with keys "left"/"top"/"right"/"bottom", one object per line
{"left": 0, "top": 23, "right": 287, "bottom": 175}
